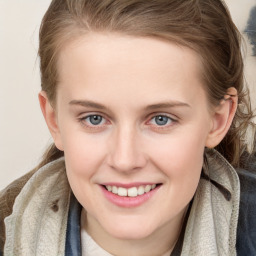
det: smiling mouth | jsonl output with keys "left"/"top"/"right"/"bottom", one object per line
{"left": 103, "top": 184, "right": 161, "bottom": 197}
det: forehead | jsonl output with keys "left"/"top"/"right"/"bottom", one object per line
{"left": 57, "top": 32, "right": 207, "bottom": 108}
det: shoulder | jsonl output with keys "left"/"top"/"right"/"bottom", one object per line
{"left": 0, "top": 169, "right": 36, "bottom": 254}
{"left": 236, "top": 163, "right": 256, "bottom": 255}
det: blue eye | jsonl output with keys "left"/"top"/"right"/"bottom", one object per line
{"left": 151, "top": 115, "right": 173, "bottom": 126}
{"left": 85, "top": 115, "right": 104, "bottom": 125}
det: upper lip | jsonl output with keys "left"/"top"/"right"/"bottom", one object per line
{"left": 101, "top": 182, "right": 161, "bottom": 188}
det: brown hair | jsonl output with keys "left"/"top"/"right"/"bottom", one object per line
{"left": 37, "top": 0, "right": 255, "bottom": 170}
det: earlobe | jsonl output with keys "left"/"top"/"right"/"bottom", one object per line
{"left": 205, "top": 87, "right": 238, "bottom": 148}
{"left": 38, "top": 91, "right": 64, "bottom": 151}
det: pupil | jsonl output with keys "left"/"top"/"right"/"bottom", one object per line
{"left": 155, "top": 116, "right": 168, "bottom": 125}
{"left": 90, "top": 115, "right": 102, "bottom": 125}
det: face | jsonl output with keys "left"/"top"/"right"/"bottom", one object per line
{"left": 49, "top": 33, "right": 216, "bottom": 241}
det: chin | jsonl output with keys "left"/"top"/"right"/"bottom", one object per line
{"left": 105, "top": 219, "right": 156, "bottom": 240}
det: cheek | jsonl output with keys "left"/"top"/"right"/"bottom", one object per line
{"left": 158, "top": 137, "right": 205, "bottom": 216}
{"left": 148, "top": 127, "right": 207, "bottom": 194}
{"left": 62, "top": 133, "right": 108, "bottom": 209}
{"left": 150, "top": 125, "right": 206, "bottom": 169}
{"left": 58, "top": 125, "right": 107, "bottom": 195}
{"left": 63, "top": 134, "right": 107, "bottom": 177}
{"left": 169, "top": 136, "right": 205, "bottom": 173}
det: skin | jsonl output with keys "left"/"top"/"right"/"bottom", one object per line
{"left": 39, "top": 33, "right": 237, "bottom": 256}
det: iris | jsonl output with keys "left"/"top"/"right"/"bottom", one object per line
{"left": 88, "top": 115, "right": 103, "bottom": 125}
{"left": 154, "top": 115, "right": 169, "bottom": 126}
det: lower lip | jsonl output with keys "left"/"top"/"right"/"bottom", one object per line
{"left": 100, "top": 185, "right": 161, "bottom": 208}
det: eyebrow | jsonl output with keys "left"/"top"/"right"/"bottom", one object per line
{"left": 145, "top": 102, "right": 191, "bottom": 110}
{"left": 69, "top": 100, "right": 191, "bottom": 110}
{"left": 69, "top": 100, "right": 107, "bottom": 110}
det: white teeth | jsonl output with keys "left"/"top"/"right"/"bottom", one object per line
{"left": 137, "top": 186, "right": 145, "bottom": 195}
{"left": 118, "top": 187, "right": 128, "bottom": 197}
{"left": 112, "top": 186, "right": 118, "bottom": 194}
{"left": 144, "top": 185, "right": 151, "bottom": 193}
{"left": 128, "top": 187, "right": 137, "bottom": 197}
{"left": 105, "top": 184, "right": 157, "bottom": 197}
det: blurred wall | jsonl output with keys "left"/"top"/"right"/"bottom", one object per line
{"left": 0, "top": 1, "right": 52, "bottom": 189}
{"left": 226, "top": 0, "right": 256, "bottom": 108}
{"left": 0, "top": 0, "right": 256, "bottom": 190}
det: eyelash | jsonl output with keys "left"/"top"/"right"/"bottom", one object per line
{"left": 147, "top": 114, "right": 177, "bottom": 128}
{"left": 78, "top": 113, "right": 177, "bottom": 130}
{"left": 78, "top": 114, "right": 109, "bottom": 130}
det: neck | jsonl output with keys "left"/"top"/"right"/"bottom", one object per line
{"left": 81, "top": 207, "right": 187, "bottom": 256}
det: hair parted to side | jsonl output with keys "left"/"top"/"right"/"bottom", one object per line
{"left": 38, "top": 0, "right": 255, "bottom": 170}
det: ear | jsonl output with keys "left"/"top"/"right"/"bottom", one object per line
{"left": 205, "top": 87, "right": 238, "bottom": 148}
{"left": 38, "top": 91, "right": 64, "bottom": 151}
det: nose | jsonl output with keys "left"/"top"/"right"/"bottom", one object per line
{"left": 107, "top": 126, "right": 147, "bottom": 173}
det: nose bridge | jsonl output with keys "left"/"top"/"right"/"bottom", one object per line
{"left": 108, "top": 123, "right": 146, "bottom": 172}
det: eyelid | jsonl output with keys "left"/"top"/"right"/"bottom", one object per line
{"left": 78, "top": 111, "right": 111, "bottom": 121}
{"left": 145, "top": 113, "right": 178, "bottom": 129}
{"left": 146, "top": 112, "right": 178, "bottom": 122}
{"left": 78, "top": 112, "right": 111, "bottom": 129}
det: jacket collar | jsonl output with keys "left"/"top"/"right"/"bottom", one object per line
{"left": 181, "top": 149, "right": 240, "bottom": 255}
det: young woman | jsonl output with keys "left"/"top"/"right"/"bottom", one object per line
{"left": 1, "top": 0, "right": 256, "bottom": 255}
